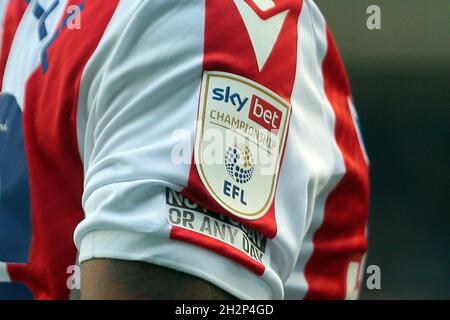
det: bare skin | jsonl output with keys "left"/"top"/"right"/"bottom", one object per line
{"left": 81, "top": 259, "right": 237, "bottom": 300}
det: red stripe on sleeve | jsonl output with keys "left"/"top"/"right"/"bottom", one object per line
{"left": 174, "top": 0, "right": 303, "bottom": 275}
{"left": 8, "top": 0, "right": 120, "bottom": 299}
{"left": 0, "top": 0, "right": 28, "bottom": 90}
{"left": 304, "top": 27, "right": 370, "bottom": 300}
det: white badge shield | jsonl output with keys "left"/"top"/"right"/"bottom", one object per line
{"left": 195, "top": 71, "right": 291, "bottom": 220}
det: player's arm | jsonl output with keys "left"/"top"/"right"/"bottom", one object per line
{"left": 81, "top": 259, "right": 236, "bottom": 300}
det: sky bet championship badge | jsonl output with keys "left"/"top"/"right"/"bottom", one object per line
{"left": 195, "top": 71, "right": 291, "bottom": 220}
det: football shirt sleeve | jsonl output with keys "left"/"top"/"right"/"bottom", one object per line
{"left": 73, "top": 0, "right": 272, "bottom": 300}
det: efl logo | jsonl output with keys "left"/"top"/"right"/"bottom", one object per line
{"left": 249, "top": 96, "right": 281, "bottom": 133}
{"left": 196, "top": 71, "right": 291, "bottom": 220}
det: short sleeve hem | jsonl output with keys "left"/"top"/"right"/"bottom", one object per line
{"left": 78, "top": 229, "right": 273, "bottom": 300}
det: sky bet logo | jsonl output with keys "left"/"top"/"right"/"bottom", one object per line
{"left": 212, "top": 86, "right": 248, "bottom": 112}
{"left": 212, "top": 86, "right": 282, "bottom": 132}
{"left": 197, "top": 72, "right": 290, "bottom": 219}
{"left": 249, "top": 96, "right": 281, "bottom": 132}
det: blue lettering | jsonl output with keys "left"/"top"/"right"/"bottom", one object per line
{"left": 223, "top": 180, "right": 247, "bottom": 205}
{"left": 38, "top": 0, "right": 60, "bottom": 40}
{"left": 211, "top": 86, "right": 249, "bottom": 111}
{"left": 37, "top": 1, "right": 85, "bottom": 73}
{"left": 223, "top": 180, "right": 232, "bottom": 197}
{"left": 240, "top": 188, "right": 247, "bottom": 205}
{"left": 212, "top": 88, "right": 225, "bottom": 101}
{"left": 32, "top": 1, "right": 45, "bottom": 20}
{"left": 224, "top": 86, "right": 231, "bottom": 103}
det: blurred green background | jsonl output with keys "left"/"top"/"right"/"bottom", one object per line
{"left": 315, "top": 0, "right": 450, "bottom": 299}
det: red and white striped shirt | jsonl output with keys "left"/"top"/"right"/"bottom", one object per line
{"left": 0, "top": 0, "right": 369, "bottom": 300}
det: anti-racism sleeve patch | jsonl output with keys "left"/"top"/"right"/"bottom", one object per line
{"left": 194, "top": 71, "right": 291, "bottom": 220}
{"left": 166, "top": 188, "right": 267, "bottom": 274}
